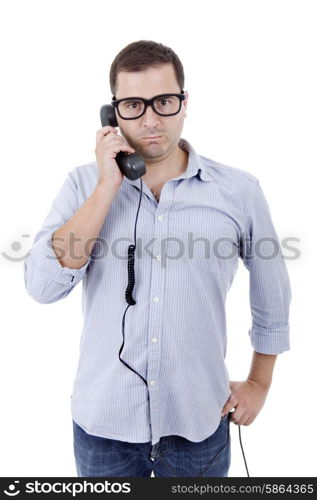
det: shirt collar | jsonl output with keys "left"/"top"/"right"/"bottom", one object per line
{"left": 123, "top": 137, "right": 214, "bottom": 187}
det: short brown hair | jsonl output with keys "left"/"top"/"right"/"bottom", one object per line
{"left": 109, "top": 40, "right": 185, "bottom": 97}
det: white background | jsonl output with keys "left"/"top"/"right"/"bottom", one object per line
{"left": 0, "top": 0, "right": 316, "bottom": 478}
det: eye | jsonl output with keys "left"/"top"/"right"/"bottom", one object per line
{"left": 123, "top": 100, "right": 142, "bottom": 109}
{"left": 159, "top": 98, "right": 171, "bottom": 106}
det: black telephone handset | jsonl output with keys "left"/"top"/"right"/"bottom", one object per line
{"left": 100, "top": 105, "right": 146, "bottom": 181}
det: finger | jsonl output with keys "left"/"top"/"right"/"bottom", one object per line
{"left": 102, "top": 140, "right": 135, "bottom": 156}
{"left": 97, "top": 125, "right": 118, "bottom": 136}
{"left": 243, "top": 416, "right": 254, "bottom": 426}
{"left": 95, "top": 136, "right": 135, "bottom": 157}
{"left": 221, "top": 397, "right": 236, "bottom": 415}
{"left": 239, "top": 415, "right": 250, "bottom": 426}
{"left": 230, "top": 416, "right": 240, "bottom": 425}
{"left": 243, "top": 418, "right": 252, "bottom": 426}
{"left": 229, "top": 410, "right": 239, "bottom": 423}
{"left": 230, "top": 411, "right": 249, "bottom": 425}
{"left": 112, "top": 140, "right": 135, "bottom": 153}
{"left": 96, "top": 126, "right": 118, "bottom": 146}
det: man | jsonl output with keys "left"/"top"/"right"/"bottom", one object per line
{"left": 24, "top": 40, "right": 291, "bottom": 477}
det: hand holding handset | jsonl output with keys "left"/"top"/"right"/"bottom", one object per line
{"left": 100, "top": 105, "right": 146, "bottom": 181}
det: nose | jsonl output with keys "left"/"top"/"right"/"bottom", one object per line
{"left": 141, "top": 104, "right": 160, "bottom": 128}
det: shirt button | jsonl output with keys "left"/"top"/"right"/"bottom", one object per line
{"left": 158, "top": 215, "right": 164, "bottom": 221}
{"left": 156, "top": 254, "right": 161, "bottom": 261}
{"left": 149, "top": 380, "right": 156, "bottom": 386}
{"left": 152, "top": 337, "right": 158, "bottom": 343}
{"left": 153, "top": 296, "right": 159, "bottom": 303}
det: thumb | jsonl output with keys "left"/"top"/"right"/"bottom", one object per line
{"left": 221, "top": 396, "right": 235, "bottom": 416}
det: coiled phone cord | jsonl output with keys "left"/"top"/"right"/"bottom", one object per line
{"left": 118, "top": 178, "right": 148, "bottom": 385}
{"left": 118, "top": 177, "right": 250, "bottom": 477}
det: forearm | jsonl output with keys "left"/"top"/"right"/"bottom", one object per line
{"left": 52, "top": 181, "right": 119, "bottom": 269}
{"left": 247, "top": 350, "right": 277, "bottom": 390}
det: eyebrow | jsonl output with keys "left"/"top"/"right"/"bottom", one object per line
{"left": 116, "top": 93, "right": 177, "bottom": 100}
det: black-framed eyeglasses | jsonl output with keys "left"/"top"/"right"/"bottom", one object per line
{"left": 111, "top": 90, "right": 186, "bottom": 120}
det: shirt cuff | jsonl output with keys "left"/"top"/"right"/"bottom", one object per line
{"left": 28, "top": 230, "right": 91, "bottom": 285}
{"left": 248, "top": 323, "right": 290, "bottom": 354}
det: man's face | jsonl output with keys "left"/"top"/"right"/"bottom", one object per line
{"left": 114, "top": 63, "right": 188, "bottom": 161}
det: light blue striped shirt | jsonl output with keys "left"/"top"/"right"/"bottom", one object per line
{"left": 24, "top": 137, "right": 291, "bottom": 446}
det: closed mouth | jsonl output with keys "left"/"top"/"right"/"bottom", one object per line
{"left": 142, "top": 136, "right": 162, "bottom": 140}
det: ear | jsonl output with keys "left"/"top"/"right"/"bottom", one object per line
{"left": 184, "top": 90, "right": 188, "bottom": 117}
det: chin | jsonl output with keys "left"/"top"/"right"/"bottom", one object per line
{"left": 143, "top": 149, "right": 163, "bottom": 157}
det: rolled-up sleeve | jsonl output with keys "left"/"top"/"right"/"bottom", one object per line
{"left": 239, "top": 179, "right": 292, "bottom": 354}
{"left": 24, "top": 169, "right": 91, "bottom": 304}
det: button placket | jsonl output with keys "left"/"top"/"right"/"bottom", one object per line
{"left": 146, "top": 183, "right": 175, "bottom": 445}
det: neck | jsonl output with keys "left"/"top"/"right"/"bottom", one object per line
{"left": 142, "top": 145, "right": 189, "bottom": 186}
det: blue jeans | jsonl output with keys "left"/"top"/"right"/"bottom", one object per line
{"left": 73, "top": 414, "right": 231, "bottom": 477}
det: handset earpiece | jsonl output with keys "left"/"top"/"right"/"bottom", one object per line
{"left": 100, "top": 104, "right": 118, "bottom": 128}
